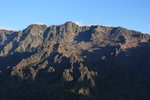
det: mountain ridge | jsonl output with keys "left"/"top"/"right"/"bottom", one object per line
{"left": 0, "top": 22, "right": 150, "bottom": 100}
{"left": 1, "top": 21, "right": 147, "bottom": 34}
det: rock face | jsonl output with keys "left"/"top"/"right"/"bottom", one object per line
{"left": 0, "top": 21, "right": 150, "bottom": 100}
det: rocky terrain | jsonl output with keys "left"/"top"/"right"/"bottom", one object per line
{"left": 0, "top": 21, "right": 150, "bottom": 100}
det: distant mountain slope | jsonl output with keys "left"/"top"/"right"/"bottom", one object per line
{"left": 0, "top": 22, "right": 150, "bottom": 100}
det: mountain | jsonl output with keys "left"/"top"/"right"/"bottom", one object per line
{"left": 0, "top": 21, "right": 150, "bottom": 100}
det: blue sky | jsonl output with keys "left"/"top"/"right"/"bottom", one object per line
{"left": 0, "top": 0, "right": 149, "bottom": 33}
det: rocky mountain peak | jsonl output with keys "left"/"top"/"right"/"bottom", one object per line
{"left": 0, "top": 29, "right": 14, "bottom": 35}
{"left": 0, "top": 22, "right": 150, "bottom": 100}
{"left": 25, "top": 24, "right": 47, "bottom": 34}
{"left": 63, "top": 21, "right": 77, "bottom": 26}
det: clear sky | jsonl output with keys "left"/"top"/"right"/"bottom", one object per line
{"left": 0, "top": 0, "right": 149, "bottom": 33}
